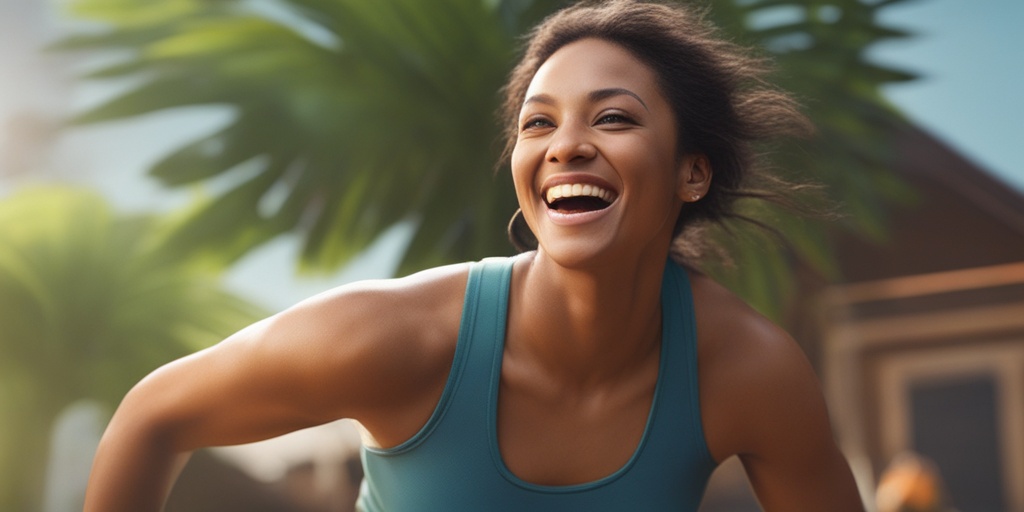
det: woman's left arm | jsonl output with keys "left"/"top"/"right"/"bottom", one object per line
{"left": 734, "top": 331, "right": 863, "bottom": 511}
{"left": 698, "top": 298, "right": 864, "bottom": 512}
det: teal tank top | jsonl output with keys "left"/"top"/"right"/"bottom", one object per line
{"left": 357, "top": 257, "right": 716, "bottom": 511}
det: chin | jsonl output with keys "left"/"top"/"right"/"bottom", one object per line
{"left": 535, "top": 235, "right": 623, "bottom": 270}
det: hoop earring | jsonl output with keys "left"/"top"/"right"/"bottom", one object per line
{"left": 507, "top": 209, "right": 538, "bottom": 252}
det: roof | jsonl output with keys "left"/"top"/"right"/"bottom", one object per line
{"left": 832, "top": 122, "right": 1024, "bottom": 283}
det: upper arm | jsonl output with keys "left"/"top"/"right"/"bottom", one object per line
{"left": 730, "top": 335, "right": 862, "bottom": 511}
{"left": 694, "top": 278, "right": 863, "bottom": 511}
{"left": 86, "top": 265, "right": 466, "bottom": 510}
{"left": 108, "top": 264, "right": 468, "bottom": 453}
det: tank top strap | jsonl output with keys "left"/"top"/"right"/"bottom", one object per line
{"left": 415, "top": 256, "right": 515, "bottom": 451}
{"left": 359, "top": 257, "right": 513, "bottom": 459}
{"left": 451, "top": 256, "right": 515, "bottom": 405}
{"left": 461, "top": 256, "right": 515, "bottom": 373}
{"left": 651, "top": 260, "right": 714, "bottom": 468}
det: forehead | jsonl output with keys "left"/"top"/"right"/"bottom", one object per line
{"left": 524, "top": 38, "right": 664, "bottom": 107}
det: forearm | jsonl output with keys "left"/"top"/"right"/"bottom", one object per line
{"left": 744, "top": 447, "right": 865, "bottom": 512}
{"left": 84, "top": 410, "right": 192, "bottom": 511}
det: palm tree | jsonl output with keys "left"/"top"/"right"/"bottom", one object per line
{"left": 0, "top": 187, "right": 263, "bottom": 511}
{"left": 55, "top": 0, "right": 917, "bottom": 318}
{"left": 702, "top": 0, "right": 917, "bottom": 314}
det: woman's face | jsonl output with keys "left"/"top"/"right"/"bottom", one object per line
{"left": 511, "top": 38, "right": 705, "bottom": 267}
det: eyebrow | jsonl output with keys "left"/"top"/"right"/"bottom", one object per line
{"left": 523, "top": 87, "right": 650, "bottom": 112}
{"left": 589, "top": 88, "right": 649, "bottom": 111}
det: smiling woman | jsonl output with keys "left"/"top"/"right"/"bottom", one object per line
{"left": 501, "top": 0, "right": 813, "bottom": 263}
{"left": 84, "top": 1, "right": 864, "bottom": 511}
{"left": 511, "top": 38, "right": 691, "bottom": 269}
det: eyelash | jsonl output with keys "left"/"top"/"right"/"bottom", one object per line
{"left": 520, "top": 113, "right": 634, "bottom": 131}
{"left": 521, "top": 118, "right": 553, "bottom": 131}
{"left": 596, "top": 113, "right": 634, "bottom": 125}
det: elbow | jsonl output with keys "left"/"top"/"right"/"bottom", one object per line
{"left": 102, "top": 371, "right": 192, "bottom": 455}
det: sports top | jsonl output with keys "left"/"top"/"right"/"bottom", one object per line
{"left": 357, "top": 257, "right": 716, "bottom": 511}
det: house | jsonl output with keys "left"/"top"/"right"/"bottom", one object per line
{"left": 815, "top": 122, "right": 1024, "bottom": 512}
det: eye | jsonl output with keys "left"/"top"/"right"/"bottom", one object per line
{"left": 520, "top": 116, "right": 554, "bottom": 131}
{"left": 595, "top": 112, "right": 635, "bottom": 126}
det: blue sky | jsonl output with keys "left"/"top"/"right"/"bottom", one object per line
{"left": 869, "top": 0, "right": 1024, "bottom": 191}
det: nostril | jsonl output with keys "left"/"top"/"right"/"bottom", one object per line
{"left": 546, "top": 133, "right": 596, "bottom": 164}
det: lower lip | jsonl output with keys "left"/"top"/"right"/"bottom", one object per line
{"left": 544, "top": 202, "right": 615, "bottom": 226}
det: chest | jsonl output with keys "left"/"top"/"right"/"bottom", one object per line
{"left": 358, "top": 258, "right": 717, "bottom": 511}
{"left": 494, "top": 349, "right": 660, "bottom": 486}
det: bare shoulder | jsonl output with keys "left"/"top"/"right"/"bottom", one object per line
{"left": 686, "top": 271, "right": 827, "bottom": 462}
{"left": 267, "top": 262, "right": 472, "bottom": 419}
{"left": 687, "top": 271, "right": 806, "bottom": 372}
{"left": 687, "top": 272, "right": 863, "bottom": 509}
{"left": 280, "top": 261, "right": 472, "bottom": 356}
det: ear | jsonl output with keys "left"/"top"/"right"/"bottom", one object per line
{"left": 676, "top": 154, "right": 712, "bottom": 203}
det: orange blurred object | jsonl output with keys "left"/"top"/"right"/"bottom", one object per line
{"left": 875, "top": 452, "right": 948, "bottom": 512}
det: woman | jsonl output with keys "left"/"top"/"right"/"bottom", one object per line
{"left": 85, "top": 1, "right": 865, "bottom": 510}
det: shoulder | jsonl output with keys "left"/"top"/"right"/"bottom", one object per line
{"left": 686, "top": 271, "right": 829, "bottom": 463}
{"left": 266, "top": 261, "right": 471, "bottom": 358}
{"left": 686, "top": 271, "right": 865, "bottom": 509}
{"left": 283, "top": 261, "right": 472, "bottom": 342}
{"left": 255, "top": 262, "right": 473, "bottom": 422}
{"left": 685, "top": 270, "right": 800, "bottom": 370}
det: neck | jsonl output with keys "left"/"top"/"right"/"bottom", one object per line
{"left": 508, "top": 247, "right": 670, "bottom": 388}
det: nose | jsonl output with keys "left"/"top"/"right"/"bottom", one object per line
{"left": 545, "top": 124, "right": 597, "bottom": 164}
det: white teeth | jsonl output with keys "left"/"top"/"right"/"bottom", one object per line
{"left": 545, "top": 183, "right": 615, "bottom": 205}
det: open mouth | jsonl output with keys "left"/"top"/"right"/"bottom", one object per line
{"left": 544, "top": 183, "right": 616, "bottom": 214}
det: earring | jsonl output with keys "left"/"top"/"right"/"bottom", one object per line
{"left": 691, "top": 194, "right": 700, "bottom": 201}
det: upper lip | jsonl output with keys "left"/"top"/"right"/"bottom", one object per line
{"left": 540, "top": 173, "right": 619, "bottom": 206}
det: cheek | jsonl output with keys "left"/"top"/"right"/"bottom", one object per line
{"left": 509, "top": 142, "right": 534, "bottom": 196}
{"left": 620, "top": 141, "right": 682, "bottom": 209}
{"left": 510, "top": 143, "right": 522, "bottom": 178}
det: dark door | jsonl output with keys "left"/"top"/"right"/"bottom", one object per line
{"left": 910, "top": 374, "right": 1006, "bottom": 512}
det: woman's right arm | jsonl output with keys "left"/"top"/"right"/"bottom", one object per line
{"left": 84, "top": 264, "right": 468, "bottom": 511}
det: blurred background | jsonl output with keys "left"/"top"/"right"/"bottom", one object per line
{"left": 1, "top": 0, "right": 1021, "bottom": 510}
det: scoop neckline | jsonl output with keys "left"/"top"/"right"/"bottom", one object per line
{"left": 485, "top": 291, "right": 669, "bottom": 494}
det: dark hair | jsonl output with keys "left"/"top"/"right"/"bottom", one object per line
{"left": 501, "top": 0, "right": 812, "bottom": 258}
